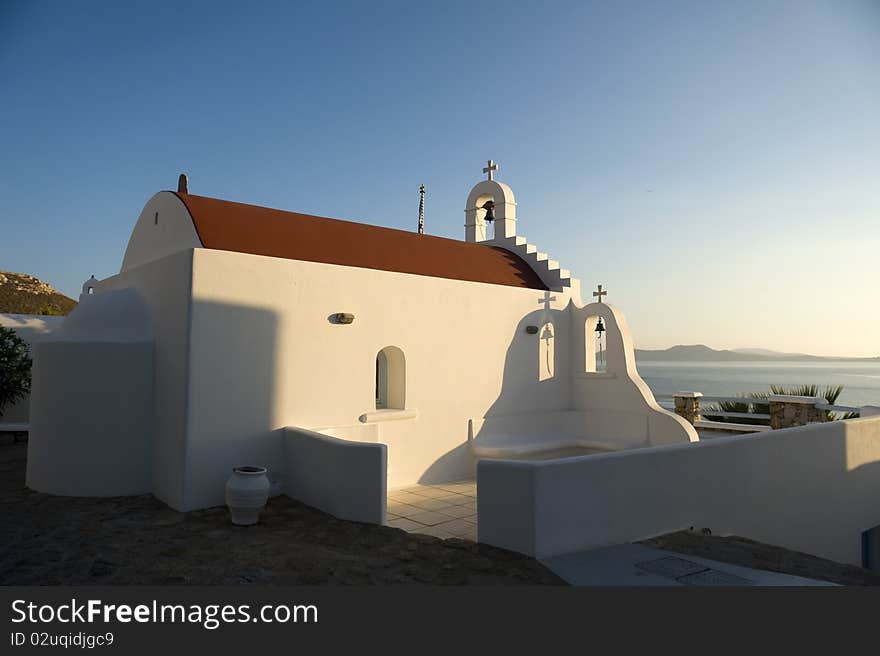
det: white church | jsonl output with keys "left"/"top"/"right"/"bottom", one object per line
{"left": 26, "top": 162, "right": 694, "bottom": 515}
{"left": 22, "top": 163, "right": 880, "bottom": 567}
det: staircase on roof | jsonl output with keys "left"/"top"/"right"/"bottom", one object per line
{"left": 485, "top": 234, "right": 574, "bottom": 292}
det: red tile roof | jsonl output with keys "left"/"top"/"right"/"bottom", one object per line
{"left": 173, "top": 193, "right": 547, "bottom": 290}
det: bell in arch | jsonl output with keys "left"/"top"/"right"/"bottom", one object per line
{"left": 594, "top": 317, "right": 606, "bottom": 370}
{"left": 482, "top": 200, "right": 495, "bottom": 223}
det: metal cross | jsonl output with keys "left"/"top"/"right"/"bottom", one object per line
{"left": 593, "top": 284, "right": 607, "bottom": 303}
{"left": 483, "top": 159, "right": 498, "bottom": 181}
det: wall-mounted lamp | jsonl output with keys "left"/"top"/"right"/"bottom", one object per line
{"left": 525, "top": 325, "right": 539, "bottom": 334}
{"left": 332, "top": 313, "right": 355, "bottom": 325}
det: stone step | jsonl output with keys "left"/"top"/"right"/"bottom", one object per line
{"left": 484, "top": 235, "right": 573, "bottom": 290}
{"left": 493, "top": 234, "right": 526, "bottom": 248}
{"left": 523, "top": 243, "right": 537, "bottom": 255}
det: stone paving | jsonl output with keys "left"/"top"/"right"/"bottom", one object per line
{"left": 542, "top": 543, "right": 834, "bottom": 586}
{"left": 386, "top": 482, "right": 477, "bottom": 541}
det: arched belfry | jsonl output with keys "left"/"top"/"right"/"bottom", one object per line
{"left": 464, "top": 160, "right": 517, "bottom": 242}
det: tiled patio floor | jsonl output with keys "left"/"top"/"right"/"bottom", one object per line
{"left": 386, "top": 481, "right": 477, "bottom": 541}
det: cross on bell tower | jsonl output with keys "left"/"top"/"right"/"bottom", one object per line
{"left": 593, "top": 284, "right": 607, "bottom": 303}
{"left": 464, "top": 159, "right": 516, "bottom": 242}
{"left": 483, "top": 159, "right": 498, "bottom": 181}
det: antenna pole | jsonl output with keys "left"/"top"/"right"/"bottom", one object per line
{"left": 418, "top": 184, "right": 425, "bottom": 234}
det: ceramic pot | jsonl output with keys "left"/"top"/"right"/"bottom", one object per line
{"left": 225, "top": 466, "right": 270, "bottom": 526}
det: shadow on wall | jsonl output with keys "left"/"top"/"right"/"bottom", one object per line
{"left": 419, "top": 298, "right": 568, "bottom": 483}
{"left": 420, "top": 293, "right": 694, "bottom": 485}
{"left": 181, "top": 298, "right": 283, "bottom": 510}
{"left": 25, "top": 290, "right": 285, "bottom": 510}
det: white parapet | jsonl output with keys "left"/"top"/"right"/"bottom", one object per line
{"left": 284, "top": 426, "right": 387, "bottom": 525}
{"left": 478, "top": 415, "right": 880, "bottom": 564}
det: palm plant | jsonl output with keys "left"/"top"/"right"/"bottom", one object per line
{"left": 702, "top": 395, "right": 769, "bottom": 426}
{"left": 702, "top": 383, "right": 859, "bottom": 425}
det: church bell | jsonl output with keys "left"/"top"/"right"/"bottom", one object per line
{"left": 482, "top": 200, "right": 495, "bottom": 223}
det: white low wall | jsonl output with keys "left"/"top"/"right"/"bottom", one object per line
{"left": 478, "top": 415, "right": 880, "bottom": 565}
{"left": 284, "top": 426, "right": 387, "bottom": 524}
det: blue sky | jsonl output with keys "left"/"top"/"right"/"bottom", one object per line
{"left": 2, "top": 1, "right": 879, "bottom": 355}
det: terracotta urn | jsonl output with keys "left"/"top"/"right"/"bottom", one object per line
{"left": 225, "top": 466, "right": 270, "bottom": 526}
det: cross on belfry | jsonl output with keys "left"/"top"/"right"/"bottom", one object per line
{"left": 483, "top": 159, "right": 498, "bottom": 181}
{"left": 593, "top": 284, "right": 607, "bottom": 303}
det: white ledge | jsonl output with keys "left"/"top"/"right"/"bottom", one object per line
{"left": 694, "top": 419, "right": 770, "bottom": 433}
{"left": 768, "top": 395, "right": 822, "bottom": 405}
{"left": 359, "top": 408, "right": 418, "bottom": 424}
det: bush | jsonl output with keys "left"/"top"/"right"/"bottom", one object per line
{"left": 0, "top": 327, "right": 32, "bottom": 418}
{"left": 35, "top": 303, "right": 65, "bottom": 316}
{"left": 702, "top": 395, "right": 769, "bottom": 426}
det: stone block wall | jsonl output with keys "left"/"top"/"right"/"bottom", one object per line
{"left": 673, "top": 392, "right": 702, "bottom": 425}
{"left": 769, "top": 395, "right": 826, "bottom": 430}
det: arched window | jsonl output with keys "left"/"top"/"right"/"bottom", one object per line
{"left": 375, "top": 346, "right": 406, "bottom": 409}
{"left": 585, "top": 316, "right": 606, "bottom": 372}
{"left": 539, "top": 322, "right": 555, "bottom": 381}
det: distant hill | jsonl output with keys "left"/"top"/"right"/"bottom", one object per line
{"left": 0, "top": 271, "right": 76, "bottom": 316}
{"left": 635, "top": 344, "right": 879, "bottom": 363}
{"left": 731, "top": 348, "right": 811, "bottom": 358}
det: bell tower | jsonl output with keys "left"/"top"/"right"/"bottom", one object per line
{"left": 464, "top": 159, "right": 517, "bottom": 242}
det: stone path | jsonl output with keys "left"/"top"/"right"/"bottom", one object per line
{"left": 542, "top": 544, "right": 833, "bottom": 586}
{"left": 642, "top": 530, "right": 880, "bottom": 586}
{"left": 386, "top": 482, "right": 477, "bottom": 541}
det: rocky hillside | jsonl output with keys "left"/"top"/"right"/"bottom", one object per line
{"left": 0, "top": 271, "right": 76, "bottom": 315}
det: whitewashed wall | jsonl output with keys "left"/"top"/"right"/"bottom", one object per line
{"left": 478, "top": 415, "right": 880, "bottom": 565}
{"left": 180, "top": 248, "right": 578, "bottom": 510}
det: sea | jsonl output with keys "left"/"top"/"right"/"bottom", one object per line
{"left": 637, "top": 360, "right": 880, "bottom": 408}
